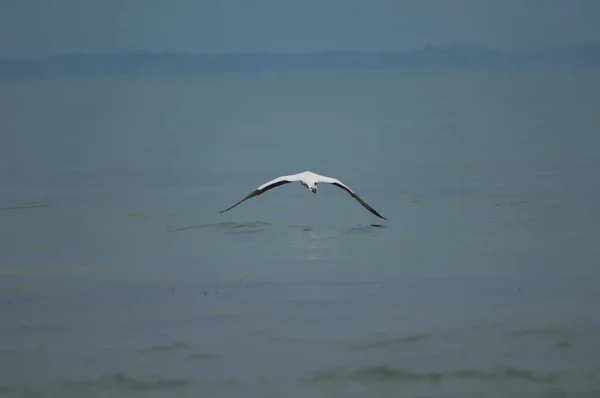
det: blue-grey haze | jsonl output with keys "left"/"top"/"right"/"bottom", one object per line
{"left": 2, "top": 0, "right": 600, "bottom": 57}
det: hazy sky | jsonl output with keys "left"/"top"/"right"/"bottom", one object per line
{"left": 2, "top": 0, "right": 599, "bottom": 58}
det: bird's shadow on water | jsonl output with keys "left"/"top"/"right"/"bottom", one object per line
{"left": 345, "top": 224, "right": 387, "bottom": 233}
{"left": 168, "top": 221, "right": 386, "bottom": 235}
{"left": 290, "top": 223, "right": 387, "bottom": 236}
{"left": 288, "top": 224, "right": 315, "bottom": 232}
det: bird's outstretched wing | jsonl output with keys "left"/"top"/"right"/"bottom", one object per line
{"left": 317, "top": 175, "right": 387, "bottom": 220}
{"left": 219, "top": 174, "right": 301, "bottom": 214}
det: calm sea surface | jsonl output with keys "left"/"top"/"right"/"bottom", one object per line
{"left": 1, "top": 70, "right": 599, "bottom": 397}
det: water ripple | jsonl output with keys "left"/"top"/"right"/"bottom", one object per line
{"left": 2, "top": 373, "right": 196, "bottom": 396}
{"left": 168, "top": 221, "right": 271, "bottom": 233}
{"left": 306, "top": 364, "right": 561, "bottom": 384}
{"left": 0, "top": 200, "right": 51, "bottom": 211}
{"left": 338, "top": 333, "right": 430, "bottom": 351}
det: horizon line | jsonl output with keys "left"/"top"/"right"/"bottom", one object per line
{"left": 3, "top": 40, "right": 600, "bottom": 61}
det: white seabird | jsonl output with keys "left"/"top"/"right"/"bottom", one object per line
{"left": 219, "top": 171, "right": 387, "bottom": 219}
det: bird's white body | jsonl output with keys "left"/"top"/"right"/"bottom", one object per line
{"left": 221, "top": 170, "right": 386, "bottom": 219}
{"left": 258, "top": 171, "right": 345, "bottom": 194}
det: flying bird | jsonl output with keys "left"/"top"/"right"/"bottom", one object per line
{"left": 219, "top": 171, "right": 386, "bottom": 219}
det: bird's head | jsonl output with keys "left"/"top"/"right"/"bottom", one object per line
{"left": 310, "top": 182, "right": 318, "bottom": 194}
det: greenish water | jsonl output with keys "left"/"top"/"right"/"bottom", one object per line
{"left": 1, "top": 70, "right": 599, "bottom": 397}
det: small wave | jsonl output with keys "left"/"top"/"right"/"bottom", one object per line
{"left": 509, "top": 201, "right": 527, "bottom": 206}
{"left": 288, "top": 224, "right": 314, "bottom": 232}
{"left": 0, "top": 200, "right": 51, "bottom": 211}
{"left": 269, "top": 336, "right": 306, "bottom": 345}
{"left": 2, "top": 373, "right": 196, "bottom": 396}
{"left": 168, "top": 221, "right": 271, "bottom": 233}
{"left": 168, "top": 224, "right": 208, "bottom": 232}
{"left": 506, "top": 327, "right": 574, "bottom": 339}
{"left": 506, "top": 327, "right": 578, "bottom": 350}
{"left": 553, "top": 340, "right": 573, "bottom": 349}
{"left": 140, "top": 341, "right": 192, "bottom": 353}
{"left": 124, "top": 212, "right": 150, "bottom": 218}
{"left": 340, "top": 334, "right": 429, "bottom": 351}
{"left": 188, "top": 352, "right": 221, "bottom": 360}
{"left": 91, "top": 373, "right": 194, "bottom": 392}
{"left": 306, "top": 364, "right": 560, "bottom": 384}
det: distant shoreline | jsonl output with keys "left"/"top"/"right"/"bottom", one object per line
{"left": 2, "top": 43, "right": 599, "bottom": 77}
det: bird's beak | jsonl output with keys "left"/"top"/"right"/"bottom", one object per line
{"left": 311, "top": 188, "right": 316, "bottom": 194}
